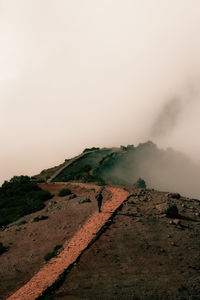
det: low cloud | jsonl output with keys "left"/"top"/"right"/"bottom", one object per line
{"left": 1, "top": 1, "right": 200, "bottom": 187}
{"left": 151, "top": 98, "right": 182, "bottom": 138}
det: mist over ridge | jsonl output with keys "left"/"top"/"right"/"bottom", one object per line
{"left": 1, "top": 1, "right": 200, "bottom": 185}
{"left": 37, "top": 141, "right": 200, "bottom": 199}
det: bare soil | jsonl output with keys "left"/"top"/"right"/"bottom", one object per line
{"left": 44, "top": 188, "right": 200, "bottom": 300}
{"left": 1, "top": 184, "right": 200, "bottom": 300}
{"left": 7, "top": 186, "right": 128, "bottom": 300}
{"left": 0, "top": 182, "right": 105, "bottom": 299}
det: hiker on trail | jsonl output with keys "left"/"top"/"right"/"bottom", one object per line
{"left": 96, "top": 190, "right": 103, "bottom": 213}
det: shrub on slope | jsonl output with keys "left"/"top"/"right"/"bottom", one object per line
{"left": 0, "top": 242, "right": 7, "bottom": 255}
{"left": 58, "top": 188, "right": 71, "bottom": 197}
{"left": 134, "top": 178, "right": 147, "bottom": 188}
{"left": 0, "top": 176, "right": 53, "bottom": 227}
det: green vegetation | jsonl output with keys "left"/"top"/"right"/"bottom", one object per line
{"left": 120, "top": 145, "right": 134, "bottom": 151}
{"left": 35, "top": 178, "right": 46, "bottom": 183}
{"left": 93, "top": 151, "right": 130, "bottom": 186}
{"left": 58, "top": 188, "right": 72, "bottom": 197}
{"left": 33, "top": 215, "right": 49, "bottom": 222}
{"left": 44, "top": 244, "right": 62, "bottom": 262}
{"left": 97, "top": 177, "right": 106, "bottom": 186}
{"left": 170, "top": 193, "right": 181, "bottom": 199}
{"left": 17, "top": 220, "right": 27, "bottom": 226}
{"left": 83, "top": 147, "right": 100, "bottom": 153}
{"left": 55, "top": 164, "right": 94, "bottom": 183}
{"left": 54, "top": 149, "right": 113, "bottom": 183}
{"left": 165, "top": 203, "right": 178, "bottom": 218}
{"left": 0, "top": 176, "right": 53, "bottom": 227}
{"left": 0, "top": 242, "right": 7, "bottom": 255}
{"left": 134, "top": 178, "right": 147, "bottom": 189}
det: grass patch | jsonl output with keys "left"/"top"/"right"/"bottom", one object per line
{"left": 0, "top": 176, "right": 53, "bottom": 227}
{"left": 58, "top": 188, "right": 71, "bottom": 197}
{"left": 44, "top": 244, "right": 62, "bottom": 262}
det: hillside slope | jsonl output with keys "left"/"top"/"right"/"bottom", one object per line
{"left": 35, "top": 142, "right": 200, "bottom": 198}
{"left": 7, "top": 185, "right": 128, "bottom": 300}
{"left": 0, "top": 183, "right": 102, "bottom": 299}
{"left": 41, "top": 188, "right": 200, "bottom": 300}
{"left": 1, "top": 142, "right": 200, "bottom": 299}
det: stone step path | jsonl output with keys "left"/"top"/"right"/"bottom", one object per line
{"left": 7, "top": 186, "right": 128, "bottom": 300}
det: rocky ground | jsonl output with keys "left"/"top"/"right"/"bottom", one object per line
{"left": 42, "top": 188, "right": 200, "bottom": 300}
{"left": 0, "top": 183, "right": 104, "bottom": 299}
{"left": 1, "top": 184, "right": 200, "bottom": 300}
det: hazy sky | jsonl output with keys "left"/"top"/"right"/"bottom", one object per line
{"left": 1, "top": 0, "right": 200, "bottom": 184}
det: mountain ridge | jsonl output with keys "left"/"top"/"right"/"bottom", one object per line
{"left": 1, "top": 142, "right": 200, "bottom": 299}
{"left": 33, "top": 141, "right": 200, "bottom": 198}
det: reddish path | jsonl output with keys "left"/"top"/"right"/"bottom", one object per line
{"left": 7, "top": 185, "right": 128, "bottom": 300}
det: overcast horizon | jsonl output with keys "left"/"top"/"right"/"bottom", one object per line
{"left": 1, "top": 0, "right": 200, "bottom": 185}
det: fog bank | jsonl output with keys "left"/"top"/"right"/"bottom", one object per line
{"left": 1, "top": 1, "right": 200, "bottom": 185}
{"left": 94, "top": 143, "right": 200, "bottom": 198}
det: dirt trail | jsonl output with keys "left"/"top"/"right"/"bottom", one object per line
{"left": 7, "top": 185, "right": 128, "bottom": 300}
